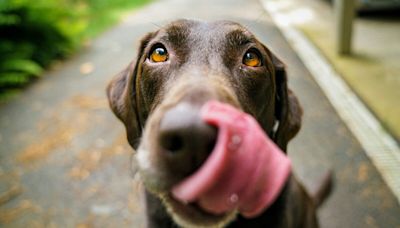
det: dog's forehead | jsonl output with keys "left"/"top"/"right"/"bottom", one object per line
{"left": 160, "top": 20, "right": 255, "bottom": 46}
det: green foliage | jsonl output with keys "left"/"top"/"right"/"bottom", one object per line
{"left": 0, "top": 0, "right": 87, "bottom": 101}
{"left": 1, "top": 59, "right": 43, "bottom": 76}
{"left": 0, "top": 0, "right": 150, "bottom": 102}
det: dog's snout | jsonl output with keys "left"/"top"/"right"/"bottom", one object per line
{"left": 158, "top": 103, "right": 217, "bottom": 173}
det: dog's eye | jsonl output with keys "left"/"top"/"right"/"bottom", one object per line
{"left": 150, "top": 46, "right": 168, "bottom": 62}
{"left": 243, "top": 50, "right": 261, "bottom": 67}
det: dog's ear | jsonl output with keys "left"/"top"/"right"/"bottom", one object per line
{"left": 107, "top": 61, "right": 140, "bottom": 148}
{"left": 106, "top": 33, "right": 154, "bottom": 148}
{"left": 268, "top": 50, "right": 303, "bottom": 152}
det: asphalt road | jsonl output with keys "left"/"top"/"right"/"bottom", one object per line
{"left": 1, "top": 0, "right": 399, "bottom": 227}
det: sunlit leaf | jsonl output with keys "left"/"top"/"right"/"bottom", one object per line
{"left": 0, "top": 59, "right": 43, "bottom": 76}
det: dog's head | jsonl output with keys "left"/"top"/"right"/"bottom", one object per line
{"left": 107, "top": 19, "right": 302, "bottom": 227}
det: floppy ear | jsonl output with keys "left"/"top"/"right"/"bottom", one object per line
{"left": 107, "top": 61, "right": 141, "bottom": 148}
{"left": 106, "top": 33, "right": 154, "bottom": 149}
{"left": 269, "top": 51, "right": 303, "bottom": 152}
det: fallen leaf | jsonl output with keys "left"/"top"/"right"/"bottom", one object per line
{"left": 80, "top": 62, "right": 94, "bottom": 75}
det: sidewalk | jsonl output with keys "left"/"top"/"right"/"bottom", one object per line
{"left": 265, "top": 0, "right": 400, "bottom": 141}
{"left": 1, "top": 0, "right": 400, "bottom": 227}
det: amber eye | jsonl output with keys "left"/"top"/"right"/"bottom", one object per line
{"left": 243, "top": 50, "right": 261, "bottom": 67}
{"left": 150, "top": 46, "right": 168, "bottom": 62}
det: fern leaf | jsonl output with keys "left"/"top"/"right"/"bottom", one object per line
{"left": 0, "top": 72, "right": 32, "bottom": 86}
{"left": 0, "top": 59, "right": 43, "bottom": 76}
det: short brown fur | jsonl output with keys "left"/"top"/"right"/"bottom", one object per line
{"left": 107, "top": 19, "right": 331, "bottom": 228}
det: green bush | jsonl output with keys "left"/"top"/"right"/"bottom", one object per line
{"left": 0, "top": 0, "right": 87, "bottom": 101}
{"left": 0, "top": 0, "right": 150, "bottom": 102}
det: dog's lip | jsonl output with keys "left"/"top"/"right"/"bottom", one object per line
{"left": 169, "top": 194, "right": 227, "bottom": 216}
{"left": 164, "top": 193, "right": 236, "bottom": 224}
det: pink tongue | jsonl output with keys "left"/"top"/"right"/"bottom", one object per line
{"left": 171, "top": 101, "right": 291, "bottom": 218}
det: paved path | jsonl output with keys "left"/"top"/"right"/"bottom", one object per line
{"left": 0, "top": 0, "right": 399, "bottom": 227}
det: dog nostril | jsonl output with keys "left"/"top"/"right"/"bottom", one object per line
{"left": 158, "top": 103, "right": 219, "bottom": 160}
{"left": 207, "top": 133, "right": 217, "bottom": 153}
{"left": 161, "top": 133, "right": 184, "bottom": 153}
{"left": 159, "top": 124, "right": 218, "bottom": 157}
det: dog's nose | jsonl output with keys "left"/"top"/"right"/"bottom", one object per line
{"left": 158, "top": 103, "right": 217, "bottom": 175}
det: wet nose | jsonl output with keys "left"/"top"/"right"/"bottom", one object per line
{"left": 158, "top": 103, "right": 217, "bottom": 175}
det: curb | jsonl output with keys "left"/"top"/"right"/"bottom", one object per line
{"left": 260, "top": 0, "right": 400, "bottom": 205}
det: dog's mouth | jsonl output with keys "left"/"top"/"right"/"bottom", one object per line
{"left": 168, "top": 101, "right": 291, "bottom": 222}
{"left": 161, "top": 193, "right": 237, "bottom": 227}
{"left": 139, "top": 101, "right": 291, "bottom": 227}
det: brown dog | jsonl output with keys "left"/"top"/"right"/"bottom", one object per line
{"left": 107, "top": 19, "right": 331, "bottom": 228}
